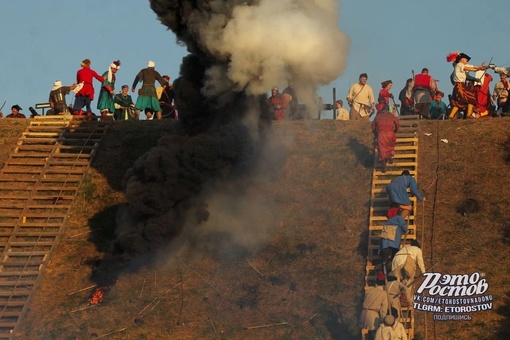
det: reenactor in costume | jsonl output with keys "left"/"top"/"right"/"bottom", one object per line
{"left": 359, "top": 271, "right": 388, "bottom": 340}
{"left": 113, "top": 85, "right": 135, "bottom": 121}
{"left": 97, "top": 60, "right": 121, "bottom": 120}
{"left": 412, "top": 68, "right": 437, "bottom": 119}
{"left": 131, "top": 60, "right": 169, "bottom": 120}
{"left": 48, "top": 80, "right": 77, "bottom": 115}
{"left": 447, "top": 52, "right": 488, "bottom": 119}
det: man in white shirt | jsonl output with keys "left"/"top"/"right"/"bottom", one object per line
{"left": 346, "top": 73, "right": 375, "bottom": 120}
{"left": 391, "top": 239, "right": 426, "bottom": 285}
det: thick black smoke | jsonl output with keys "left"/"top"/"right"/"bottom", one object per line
{"left": 94, "top": 0, "right": 348, "bottom": 282}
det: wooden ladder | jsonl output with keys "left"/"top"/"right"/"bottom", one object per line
{"left": 362, "top": 115, "right": 420, "bottom": 339}
{"left": 0, "top": 115, "right": 110, "bottom": 339}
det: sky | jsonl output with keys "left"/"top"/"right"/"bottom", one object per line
{"left": 1, "top": 0, "right": 509, "bottom": 118}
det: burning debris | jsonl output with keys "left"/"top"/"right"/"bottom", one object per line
{"left": 88, "top": 286, "right": 111, "bottom": 305}
{"left": 93, "top": 0, "right": 349, "bottom": 283}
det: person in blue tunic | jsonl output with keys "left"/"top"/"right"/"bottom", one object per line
{"left": 380, "top": 212, "right": 408, "bottom": 271}
{"left": 385, "top": 170, "right": 424, "bottom": 218}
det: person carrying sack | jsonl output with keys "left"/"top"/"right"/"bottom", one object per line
{"left": 380, "top": 209, "right": 408, "bottom": 272}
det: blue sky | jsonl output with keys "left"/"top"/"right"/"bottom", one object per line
{"left": 1, "top": 0, "right": 509, "bottom": 117}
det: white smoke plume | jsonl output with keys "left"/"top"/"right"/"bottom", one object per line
{"left": 200, "top": 0, "right": 349, "bottom": 106}
{"left": 151, "top": 0, "right": 349, "bottom": 113}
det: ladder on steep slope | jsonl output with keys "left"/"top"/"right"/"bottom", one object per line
{"left": 362, "top": 115, "right": 420, "bottom": 340}
{"left": 0, "top": 115, "right": 110, "bottom": 339}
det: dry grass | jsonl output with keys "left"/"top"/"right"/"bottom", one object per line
{"left": 0, "top": 117, "right": 508, "bottom": 339}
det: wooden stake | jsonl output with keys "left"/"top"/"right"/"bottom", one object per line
{"left": 67, "top": 284, "right": 96, "bottom": 296}
{"left": 139, "top": 278, "right": 146, "bottom": 299}
{"left": 303, "top": 313, "right": 317, "bottom": 325}
{"left": 138, "top": 282, "right": 182, "bottom": 316}
{"left": 94, "top": 327, "right": 128, "bottom": 339}
{"left": 209, "top": 318, "right": 217, "bottom": 335}
{"left": 244, "top": 322, "right": 289, "bottom": 330}
{"left": 246, "top": 261, "right": 263, "bottom": 277}
{"left": 70, "top": 229, "right": 98, "bottom": 238}
{"left": 67, "top": 311, "right": 81, "bottom": 328}
{"left": 70, "top": 304, "right": 97, "bottom": 313}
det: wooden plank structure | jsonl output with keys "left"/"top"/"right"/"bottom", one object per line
{"left": 362, "top": 115, "right": 420, "bottom": 340}
{"left": 0, "top": 115, "right": 110, "bottom": 339}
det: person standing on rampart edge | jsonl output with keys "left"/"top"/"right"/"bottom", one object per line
{"left": 131, "top": 60, "right": 168, "bottom": 120}
{"left": 346, "top": 73, "right": 375, "bottom": 120}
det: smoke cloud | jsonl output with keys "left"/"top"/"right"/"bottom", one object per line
{"left": 97, "top": 0, "right": 349, "bottom": 279}
{"left": 152, "top": 0, "right": 349, "bottom": 112}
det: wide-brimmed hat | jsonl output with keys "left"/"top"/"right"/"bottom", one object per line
{"left": 11, "top": 104, "right": 22, "bottom": 111}
{"left": 455, "top": 53, "right": 471, "bottom": 63}
{"left": 52, "top": 80, "right": 62, "bottom": 91}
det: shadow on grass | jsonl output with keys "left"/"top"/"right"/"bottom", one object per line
{"left": 495, "top": 290, "right": 510, "bottom": 338}
{"left": 347, "top": 137, "right": 373, "bottom": 169}
{"left": 323, "top": 308, "right": 358, "bottom": 340}
{"left": 86, "top": 204, "right": 156, "bottom": 286}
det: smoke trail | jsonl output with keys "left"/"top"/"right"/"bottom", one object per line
{"left": 97, "top": 0, "right": 349, "bottom": 277}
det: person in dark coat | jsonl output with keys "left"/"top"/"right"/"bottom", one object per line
{"left": 131, "top": 60, "right": 169, "bottom": 120}
{"left": 6, "top": 105, "right": 26, "bottom": 118}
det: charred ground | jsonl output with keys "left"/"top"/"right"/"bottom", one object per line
{"left": 4, "top": 117, "right": 509, "bottom": 339}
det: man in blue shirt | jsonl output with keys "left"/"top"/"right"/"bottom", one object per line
{"left": 380, "top": 213, "right": 408, "bottom": 271}
{"left": 386, "top": 170, "right": 425, "bottom": 218}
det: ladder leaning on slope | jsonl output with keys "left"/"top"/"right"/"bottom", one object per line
{"left": 362, "top": 114, "right": 420, "bottom": 340}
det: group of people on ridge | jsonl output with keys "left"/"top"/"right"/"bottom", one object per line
{"left": 338, "top": 51, "right": 510, "bottom": 123}
{"left": 360, "top": 171, "right": 426, "bottom": 340}
{"left": 2, "top": 59, "right": 176, "bottom": 121}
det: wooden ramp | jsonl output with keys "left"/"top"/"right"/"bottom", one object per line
{"left": 362, "top": 115, "right": 420, "bottom": 339}
{"left": 0, "top": 115, "right": 110, "bottom": 338}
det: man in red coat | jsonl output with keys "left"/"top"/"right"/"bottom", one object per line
{"left": 73, "top": 59, "right": 105, "bottom": 116}
{"left": 268, "top": 87, "right": 288, "bottom": 120}
{"left": 372, "top": 105, "right": 399, "bottom": 173}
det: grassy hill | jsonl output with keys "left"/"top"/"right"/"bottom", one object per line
{"left": 5, "top": 117, "right": 509, "bottom": 339}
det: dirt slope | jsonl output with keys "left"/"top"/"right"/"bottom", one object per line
{"left": 5, "top": 117, "right": 509, "bottom": 339}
